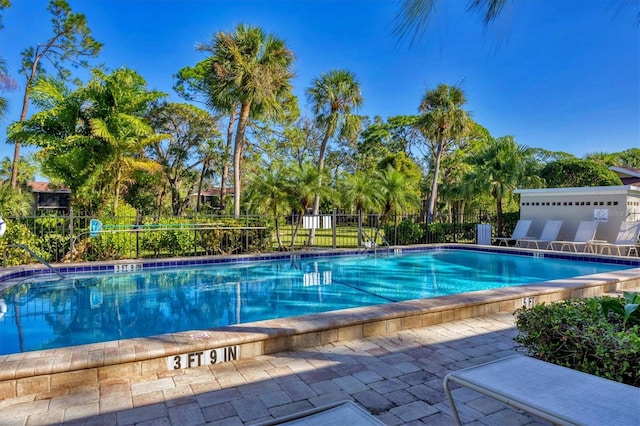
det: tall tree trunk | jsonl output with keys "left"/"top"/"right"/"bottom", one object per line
{"left": 11, "top": 81, "right": 33, "bottom": 188}
{"left": 309, "top": 131, "right": 331, "bottom": 245}
{"left": 459, "top": 200, "right": 466, "bottom": 222}
{"left": 496, "top": 196, "right": 504, "bottom": 237}
{"left": 233, "top": 102, "right": 251, "bottom": 218}
{"left": 171, "top": 186, "right": 181, "bottom": 216}
{"left": 196, "top": 158, "right": 209, "bottom": 214}
{"left": 156, "top": 185, "right": 167, "bottom": 219}
{"left": 220, "top": 107, "right": 236, "bottom": 211}
{"left": 273, "top": 209, "right": 285, "bottom": 250}
{"left": 156, "top": 187, "right": 165, "bottom": 217}
{"left": 11, "top": 53, "right": 40, "bottom": 189}
{"left": 290, "top": 210, "right": 305, "bottom": 251}
{"left": 426, "top": 143, "right": 444, "bottom": 223}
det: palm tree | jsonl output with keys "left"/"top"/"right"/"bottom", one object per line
{"left": 419, "top": 84, "right": 472, "bottom": 223}
{"left": 175, "top": 58, "right": 238, "bottom": 212}
{"left": 339, "top": 169, "right": 382, "bottom": 214}
{"left": 338, "top": 169, "right": 383, "bottom": 247}
{"left": 306, "top": 70, "right": 363, "bottom": 242}
{"left": 585, "top": 151, "right": 616, "bottom": 166}
{"left": 204, "top": 24, "right": 294, "bottom": 217}
{"left": 245, "top": 164, "right": 291, "bottom": 250}
{"left": 0, "top": 183, "right": 33, "bottom": 216}
{"left": 287, "top": 162, "right": 331, "bottom": 250}
{"left": 463, "top": 135, "right": 543, "bottom": 236}
{"left": 90, "top": 117, "right": 163, "bottom": 212}
{"left": 84, "top": 69, "right": 166, "bottom": 212}
{"left": 0, "top": 155, "right": 36, "bottom": 186}
{"left": 9, "top": 69, "right": 165, "bottom": 214}
{"left": 377, "top": 165, "right": 421, "bottom": 226}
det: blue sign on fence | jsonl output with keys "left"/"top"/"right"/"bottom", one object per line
{"left": 90, "top": 219, "right": 103, "bottom": 237}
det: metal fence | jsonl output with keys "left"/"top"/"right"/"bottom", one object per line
{"left": 0, "top": 210, "right": 508, "bottom": 265}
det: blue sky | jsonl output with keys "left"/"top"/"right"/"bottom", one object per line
{"left": 1, "top": 0, "right": 638, "bottom": 164}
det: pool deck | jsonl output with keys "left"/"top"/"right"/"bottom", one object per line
{"left": 1, "top": 312, "right": 553, "bottom": 425}
{"left": 1, "top": 293, "right": 639, "bottom": 425}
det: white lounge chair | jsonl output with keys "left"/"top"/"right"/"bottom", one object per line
{"left": 444, "top": 355, "right": 640, "bottom": 426}
{"left": 493, "top": 220, "right": 532, "bottom": 246}
{"left": 548, "top": 221, "right": 598, "bottom": 252}
{"left": 516, "top": 220, "right": 563, "bottom": 249}
{"left": 596, "top": 221, "right": 640, "bottom": 256}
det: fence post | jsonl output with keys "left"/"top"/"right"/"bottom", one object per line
{"left": 393, "top": 214, "right": 397, "bottom": 245}
{"left": 357, "top": 209, "right": 363, "bottom": 247}
{"left": 245, "top": 212, "right": 249, "bottom": 253}
{"left": 332, "top": 209, "right": 337, "bottom": 249}
{"left": 452, "top": 210, "right": 458, "bottom": 243}
{"left": 291, "top": 212, "right": 295, "bottom": 250}
{"left": 136, "top": 212, "right": 140, "bottom": 258}
{"left": 69, "top": 207, "right": 74, "bottom": 261}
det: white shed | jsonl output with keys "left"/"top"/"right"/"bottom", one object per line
{"left": 513, "top": 186, "right": 640, "bottom": 242}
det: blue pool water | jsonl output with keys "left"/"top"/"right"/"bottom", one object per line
{"left": 0, "top": 249, "right": 629, "bottom": 355}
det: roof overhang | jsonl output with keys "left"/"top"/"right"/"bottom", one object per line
{"left": 609, "top": 166, "right": 640, "bottom": 179}
{"left": 514, "top": 185, "right": 640, "bottom": 197}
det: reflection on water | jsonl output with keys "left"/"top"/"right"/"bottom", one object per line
{"left": 0, "top": 251, "right": 626, "bottom": 355}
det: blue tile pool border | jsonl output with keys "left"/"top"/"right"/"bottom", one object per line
{"left": 1, "top": 243, "right": 639, "bottom": 286}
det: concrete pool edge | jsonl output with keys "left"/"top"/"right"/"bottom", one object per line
{"left": 1, "top": 245, "right": 639, "bottom": 400}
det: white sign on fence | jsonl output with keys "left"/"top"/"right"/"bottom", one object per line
{"left": 303, "top": 215, "right": 332, "bottom": 229}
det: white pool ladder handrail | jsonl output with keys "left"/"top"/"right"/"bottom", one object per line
{"left": 3, "top": 244, "right": 65, "bottom": 280}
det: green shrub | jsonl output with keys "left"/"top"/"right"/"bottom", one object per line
{"left": 39, "top": 233, "right": 69, "bottom": 262}
{"left": 383, "top": 219, "right": 424, "bottom": 245}
{"left": 514, "top": 296, "right": 640, "bottom": 387}
{"left": 425, "top": 222, "right": 475, "bottom": 243}
{"left": 0, "top": 220, "right": 50, "bottom": 265}
{"left": 197, "top": 219, "right": 271, "bottom": 255}
{"left": 89, "top": 204, "right": 138, "bottom": 260}
{"left": 135, "top": 219, "right": 196, "bottom": 256}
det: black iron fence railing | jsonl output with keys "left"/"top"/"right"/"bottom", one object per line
{"left": 0, "top": 210, "right": 511, "bottom": 265}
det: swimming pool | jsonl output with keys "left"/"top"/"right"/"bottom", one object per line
{"left": 0, "top": 248, "right": 630, "bottom": 355}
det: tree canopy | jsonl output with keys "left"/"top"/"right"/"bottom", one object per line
{"left": 10, "top": 0, "right": 102, "bottom": 188}
{"left": 540, "top": 158, "right": 622, "bottom": 188}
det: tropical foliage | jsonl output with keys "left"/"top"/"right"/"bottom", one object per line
{"left": 463, "top": 136, "right": 543, "bottom": 236}
{"left": 0, "top": 5, "right": 636, "bottom": 262}
{"left": 8, "top": 69, "right": 165, "bottom": 214}
{"left": 540, "top": 158, "right": 622, "bottom": 188}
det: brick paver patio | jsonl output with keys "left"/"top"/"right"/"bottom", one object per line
{"left": 0, "top": 312, "right": 555, "bottom": 425}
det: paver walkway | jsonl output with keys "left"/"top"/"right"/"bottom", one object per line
{"left": 0, "top": 312, "right": 550, "bottom": 425}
